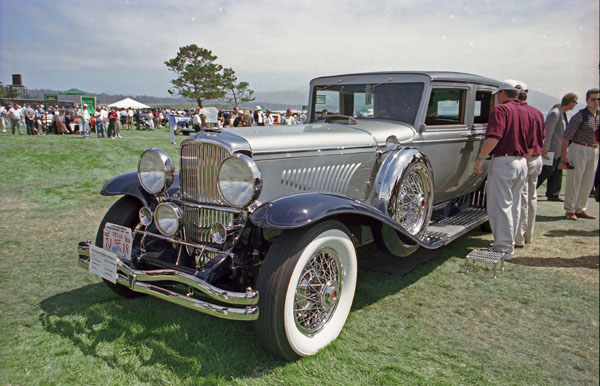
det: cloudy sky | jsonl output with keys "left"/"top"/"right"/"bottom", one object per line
{"left": 0, "top": 0, "right": 598, "bottom": 100}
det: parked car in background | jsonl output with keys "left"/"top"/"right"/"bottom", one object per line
{"left": 78, "top": 71, "right": 499, "bottom": 360}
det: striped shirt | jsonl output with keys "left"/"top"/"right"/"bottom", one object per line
{"left": 563, "top": 108, "right": 599, "bottom": 144}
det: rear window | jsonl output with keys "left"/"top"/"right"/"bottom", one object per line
{"left": 425, "top": 89, "right": 466, "bottom": 126}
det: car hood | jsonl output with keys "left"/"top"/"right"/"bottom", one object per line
{"left": 224, "top": 123, "right": 377, "bottom": 158}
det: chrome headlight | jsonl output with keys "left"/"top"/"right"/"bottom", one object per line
{"left": 154, "top": 202, "right": 182, "bottom": 236}
{"left": 138, "top": 148, "right": 174, "bottom": 195}
{"left": 217, "top": 154, "right": 262, "bottom": 208}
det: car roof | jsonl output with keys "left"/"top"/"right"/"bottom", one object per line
{"left": 310, "top": 71, "right": 501, "bottom": 87}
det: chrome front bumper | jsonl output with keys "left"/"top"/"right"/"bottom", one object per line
{"left": 77, "top": 241, "right": 259, "bottom": 321}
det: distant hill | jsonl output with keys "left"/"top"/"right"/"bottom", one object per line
{"left": 527, "top": 90, "right": 560, "bottom": 115}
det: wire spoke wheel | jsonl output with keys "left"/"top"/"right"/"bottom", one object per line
{"left": 294, "top": 247, "right": 341, "bottom": 335}
{"left": 393, "top": 161, "right": 431, "bottom": 236}
{"left": 255, "top": 221, "right": 357, "bottom": 360}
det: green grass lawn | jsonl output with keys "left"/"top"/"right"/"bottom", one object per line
{"left": 1, "top": 130, "right": 598, "bottom": 385}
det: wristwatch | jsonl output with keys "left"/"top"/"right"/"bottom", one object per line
{"left": 477, "top": 154, "right": 487, "bottom": 160}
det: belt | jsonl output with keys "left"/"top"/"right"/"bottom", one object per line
{"left": 573, "top": 141, "right": 599, "bottom": 148}
{"left": 489, "top": 153, "right": 523, "bottom": 159}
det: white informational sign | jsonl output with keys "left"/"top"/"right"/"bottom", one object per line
{"left": 200, "top": 107, "right": 219, "bottom": 123}
{"left": 542, "top": 151, "right": 554, "bottom": 166}
{"left": 103, "top": 222, "right": 133, "bottom": 260}
{"left": 89, "top": 245, "right": 118, "bottom": 284}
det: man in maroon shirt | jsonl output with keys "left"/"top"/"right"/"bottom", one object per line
{"left": 474, "top": 80, "right": 531, "bottom": 260}
{"left": 515, "top": 81, "right": 545, "bottom": 247}
{"left": 107, "top": 107, "right": 119, "bottom": 139}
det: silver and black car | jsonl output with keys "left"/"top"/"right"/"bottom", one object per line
{"left": 78, "top": 71, "right": 499, "bottom": 360}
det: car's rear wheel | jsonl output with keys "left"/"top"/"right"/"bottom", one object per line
{"left": 95, "top": 196, "right": 145, "bottom": 298}
{"left": 255, "top": 221, "right": 357, "bottom": 361}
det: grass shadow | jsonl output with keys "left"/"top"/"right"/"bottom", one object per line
{"left": 352, "top": 229, "right": 492, "bottom": 310}
{"left": 40, "top": 283, "right": 282, "bottom": 381}
{"left": 536, "top": 215, "right": 566, "bottom": 222}
{"left": 510, "top": 255, "right": 599, "bottom": 269}
{"left": 544, "top": 229, "right": 600, "bottom": 238}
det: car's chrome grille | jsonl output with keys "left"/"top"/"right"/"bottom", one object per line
{"left": 180, "top": 141, "right": 230, "bottom": 204}
{"left": 183, "top": 207, "right": 234, "bottom": 244}
{"left": 180, "top": 141, "right": 235, "bottom": 251}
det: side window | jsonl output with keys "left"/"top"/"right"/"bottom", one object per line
{"left": 474, "top": 90, "right": 493, "bottom": 124}
{"left": 425, "top": 89, "right": 466, "bottom": 126}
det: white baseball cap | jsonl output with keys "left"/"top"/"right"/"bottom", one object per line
{"left": 494, "top": 79, "right": 520, "bottom": 94}
{"left": 516, "top": 80, "right": 528, "bottom": 93}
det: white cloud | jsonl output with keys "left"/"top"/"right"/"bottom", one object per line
{"left": 1, "top": 0, "right": 597, "bottom": 98}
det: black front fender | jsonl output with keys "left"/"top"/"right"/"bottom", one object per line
{"left": 249, "top": 193, "right": 442, "bottom": 249}
{"left": 101, "top": 172, "right": 180, "bottom": 207}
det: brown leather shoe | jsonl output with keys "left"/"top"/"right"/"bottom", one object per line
{"left": 566, "top": 213, "right": 578, "bottom": 220}
{"left": 575, "top": 211, "right": 596, "bottom": 219}
{"left": 547, "top": 196, "right": 564, "bottom": 202}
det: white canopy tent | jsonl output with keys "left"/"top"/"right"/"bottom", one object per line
{"left": 107, "top": 97, "right": 150, "bottom": 109}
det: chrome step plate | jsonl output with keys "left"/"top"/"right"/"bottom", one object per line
{"left": 424, "top": 208, "right": 488, "bottom": 245}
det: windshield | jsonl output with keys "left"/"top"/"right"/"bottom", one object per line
{"left": 310, "top": 82, "right": 424, "bottom": 125}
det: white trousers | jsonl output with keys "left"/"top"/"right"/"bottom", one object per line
{"left": 486, "top": 156, "right": 528, "bottom": 253}
{"left": 516, "top": 155, "right": 543, "bottom": 245}
{"left": 169, "top": 124, "right": 176, "bottom": 143}
{"left": 564, "top": 143, "right": 600, "bottom": 213}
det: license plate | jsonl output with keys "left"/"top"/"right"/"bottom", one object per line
{"left": 89, "top": 245, "right": 118, "bottom": 284}
{"left": 103, "top": 222, "right": 133, "bottom": 261}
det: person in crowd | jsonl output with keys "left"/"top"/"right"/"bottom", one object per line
{"left": 24, "top": 104, "right": 36, "bottom": 135}
{"left": 254, "top": 106, "right": 265, "bottom": 126}
{"left": 168, "top": 109, "right": 177, "bottom": 144}
{"left": 281, "top": 109, "right": 297, "bottom": 125}
{"left": 217, "top": 111, "right": 224, "bottom": 128}
{"left": 126, "top": 107, "right": 134, "bottom": 130}
{"left": 233, "top": 111, "right": 243, "bottom": 127}
{"left": 200, "top": 113, "right": 207, "bottom": 130}
{"left": 515, "top": 81, "right": 545, "bottom": 248}
{"left": 559, "top": 88, "right": 600, "bottom": 220}
{"left": 35, "top": 104, "right": 45, "bottom": 134}
{"left": 537, "top": 93, "right": 578, "bottom": 201}
{"left": 147, "top": 111, "right": 155, "bottom": 131}
{"left": 94, "top": 107, "right": 105, "bottom": 138}
{"left": 241, "top": 113, "right": 251, "bottom": 127}
{"left": 80, "top": 104, "right": 91, "bottom": 138}
{"left": 152, "top": 109, "right": 160, "bottom": 129}
{"left": 321, "top": 109, "right": 329, "bottom": 119}
{"left": 119, "top": 108, "right": 127, "bottom": 130}
{"left": 107, "top": 107, "right": 119, "bottom": 138}
{"left": 56, "top": 109, "right": 69, "bottom": 134}
{"left": 0, "top": 104, "right": 7, "bottom": 133}
{"left": 265, "top": 109, "right": 274, "bottom": 126}
{"left": 8, "top": 103, "right": 24, "bottom": 135}
{"left": 192, "top": 108, "right": 201, "bottom": 132}
{"left": 473, "top": 80, "right": 531, "bottom": 261}
{"left": 65, "top": 110, "right": 75, "bottom": 133}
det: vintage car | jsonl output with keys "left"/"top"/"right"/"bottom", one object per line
{"left": 77, "top": 71, "right": 499, "bottom": 360}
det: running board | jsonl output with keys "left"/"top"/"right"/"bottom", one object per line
{"left": 424, "top": 208, "right": 488, "bottom": 245}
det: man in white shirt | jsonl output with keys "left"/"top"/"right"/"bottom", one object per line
{"left": 81, "top": 104, "right": 91, "bottom": 138}
{"left": 280, "top": 109, "right": 297, "bottom": 125}
{"left": 264, "top": 110, "right": 274, "bottom": 126}
{"left": 8, "top": 104, "right": 24, "bottom": 135}
{"left": 0, "top": 105, "right": 7, "bottom": 133}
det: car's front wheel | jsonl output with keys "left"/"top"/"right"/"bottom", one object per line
{"left": 255, "top": 221, "right": 357, "bottom": 361}
{"left": 95, "top": 196, "right": 145, "bottom": 298}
